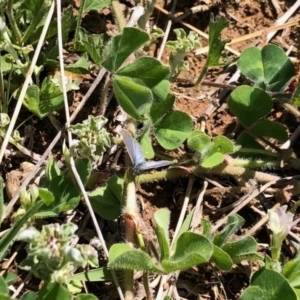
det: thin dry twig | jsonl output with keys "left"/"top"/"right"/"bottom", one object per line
{"left": 195, "top": 18, "right": 299, "bottom": 55}
{"left": 2, "top": 68, "right": 107, "bottom": 220}
{"left": 270, "top": 0, "right": 282, "bottom": 14}
{"left": 211, "top": 180, "right": 277, "bottom": 233}
{"left": 155, "top": 4, "right": 241, "bottom": 57}
{"left": 246, "top": 203, "right": 281, "bottom": 237}
{"left": 157, "top": 0, "right": 177, "bottom": 60}
{"left": 56, "top": 1, "right": 124, "bottom": 297}
{"left": 0, "top": 1, "right": 55, "bottom": 164}
{"left": 190, "top": 181, "right": 208, "bottom": 230}
{"left": 215, "top": 185, "right": 257, "bottom": 214}
{"left": 171, "top": 176, "right": 195, "bottom": 248}
{"left": 0, "top": 250, "right": 18, "bottom": 276}
{"left": 156, "top": 176, "right": 195, "bottom": 300}
{"left": 12, "top": 273, "right": 32, "bottom": 298}
{"left": 267, "top": 1, "right": 300, "bottom": 41}
{"left": 165, "top": 181, "right": 208, "bottom": 299}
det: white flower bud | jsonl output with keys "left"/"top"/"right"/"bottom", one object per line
{"left": 17, "top": 227, "right": 39, "bottom": 242}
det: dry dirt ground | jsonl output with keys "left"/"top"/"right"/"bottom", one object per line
{"left": 2, "top": 0, "right": 300, "bottom": 299}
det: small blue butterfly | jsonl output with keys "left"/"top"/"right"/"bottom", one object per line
{"left": 121, "top": 129, "right": 174, "bottom": 171}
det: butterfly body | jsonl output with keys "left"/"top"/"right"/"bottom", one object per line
{"left": 120, "top": 129, "right": 173, "bottom": 171}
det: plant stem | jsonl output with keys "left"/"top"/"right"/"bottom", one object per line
{"left": 228, "top": 157, "right": 279, "bottom": 169}
{"left": 0, "top": 15, "right": 22, "bottom": 67}
{"left": 9, "top": 137, "right": 42, "bottom": 162}
{"left": 237, "top": 148, "right": 279, "bottom": 158}
{"left": 194, "top": 63, "right": 208, "bottom": 86}
{"left": 124, "top": 269, "right": 134, "bottom": 300}
{"left": 123, "top": 170, "right": 140, "bottom": 299}
{"left": 124, "top": 172, "right": 140, "bottom": 222}
{"left": 138, "top": 0, "right": 156, "bottom": 30}
{"left": 136, "top": 163, "right": 280, "bottom": 184}
{"left": 0, "top": 176, "right": 3, "bottom": 229}
{"left": 74, "top": 0, "right": 85, "bottom": 49}
{"left": 137, "top": 163, "right": 300, "bottom": 197}
{"left": 280, "top": 102, "right": 300, "bottom": 119}
{"left": 6, "top": 0, "right": 22, "bottom": 45}
{"left": 291, "top": 199, "right": 300, "bottom": 213}
{"left": 135, "top": 204, "right": 152, "bottom": 299}
{"left": 143, "top": 272, "right": 153, "bottom": 300}
{"left": 136, "top": 219, "right": 153, "bottom": 298}
{"left": 22, "top": 0, "right": 47, "bottom": 44}
{"left": 194, "top": 164, "right": 281, "bottom": 182}
{"left": 99, "top": 75, "right": 111, "bottom": 115}
{"left": 0, "top": 55, "right": 4, "bottom": 110}
{"left": 136, "top": 167, "right": 189, "bottom": 183}
{"left": 271, "top": 245, "right": 281, "bottom": 264}
{"left": 270, "top": 241, "right": 283, "bottom": 273}
{"left": 111, "top": 0, "right": 126, "bottom": 31}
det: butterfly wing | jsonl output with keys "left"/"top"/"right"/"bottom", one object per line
{"left": 121, "top": 129, "right": 174, "bottom": 171}
{"left": 120, "top": 129, "right": 145, "bottom": 168}
{"left": 138, "top": 160, "right": 174, "bottom": 171}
